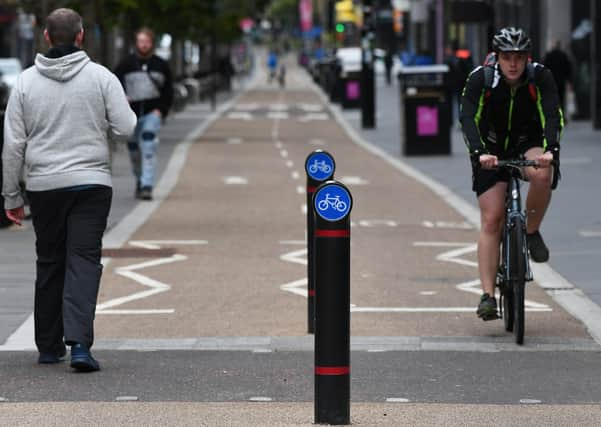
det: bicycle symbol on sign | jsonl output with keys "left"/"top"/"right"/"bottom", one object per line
{"left": 317, "top": 193, "right": 347, "bottom": 212}
{"left": 308, "top": 160, "right": 332, "bottom": 175}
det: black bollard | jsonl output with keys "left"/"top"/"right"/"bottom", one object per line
{"left": 313, "top": 181, "right": 352, "bottom": 425}
{"left": 305, "top": 151, "right": 335, "bottom": 334}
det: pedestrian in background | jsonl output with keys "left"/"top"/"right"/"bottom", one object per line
{"left": 1, "top": 8, "right": 136, "bottom": 371}
{"left": 114, "top": 27, "right": 173, "bottom": 201}
{"left": 543, "top": 40, "right": 573, "bottom": 119}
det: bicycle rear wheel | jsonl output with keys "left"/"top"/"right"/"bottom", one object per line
{"left": 510, "top": 216, "right": 526, "bottom": 344}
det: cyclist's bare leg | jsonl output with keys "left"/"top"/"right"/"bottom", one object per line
{"left": 477, "top": 182, "right": 506, "bottom": 296}
{"left": 524, "top": 147, "right": 552, "bottom": 233}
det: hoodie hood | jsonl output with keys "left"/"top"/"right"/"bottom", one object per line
{"left": 35, "top": 50, "right": 90, "bottom": 82}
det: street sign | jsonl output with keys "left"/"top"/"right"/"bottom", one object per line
{"left": 305, "top": 150, "right": 335, "bottom": 182}
{"left": 314, "top": 182, "right": 352, "bottom": 222}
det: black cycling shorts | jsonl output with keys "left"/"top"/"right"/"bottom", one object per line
{"left": 472, "top": 138, "right": 542, "bottom": 196}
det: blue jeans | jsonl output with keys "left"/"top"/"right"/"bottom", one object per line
{"left": 128, "top": 112, "right": 161, "bottom": 189}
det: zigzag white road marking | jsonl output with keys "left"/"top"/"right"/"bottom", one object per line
{"left": 414, "top": 241, "right": 551, "bottom": 311}
{"left": 97, "top": 240, "right": 207, "bottom": 315}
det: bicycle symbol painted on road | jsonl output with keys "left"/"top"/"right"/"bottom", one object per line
{"left": 317, "top": 193, "right": 347, "bottom": 212}
{"left": 305, "top": 151, "right": 335, "bottom": 181}
{"left": 309, "top": 160, "right": 332, "bottom": 175}
{"left": 314, "top": 183, "right": 352, "bottom": 222}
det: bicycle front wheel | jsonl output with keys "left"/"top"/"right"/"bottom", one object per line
{"left": 510, "top": 216, "right": 526, "bottom": 345}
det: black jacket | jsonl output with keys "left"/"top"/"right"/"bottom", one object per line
{"left": 114, "top": 54, "right": 173, "bottom": 118}
{"left": 460, "top": 63, "right": 562, "bottom": 157}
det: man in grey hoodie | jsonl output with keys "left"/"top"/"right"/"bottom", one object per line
{"left": 1, "top": 8, "right": 136, "bottom": 372}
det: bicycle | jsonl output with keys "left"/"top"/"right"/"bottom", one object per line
{"left": 495, "top": 159, "right": 537, "bottom": 345}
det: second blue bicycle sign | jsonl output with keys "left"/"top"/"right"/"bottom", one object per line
{"left": 314, "top": 182, "right": 353, "bottom": 222}
{"left": 305, "top": 150, "right": 335, "bottom": 182}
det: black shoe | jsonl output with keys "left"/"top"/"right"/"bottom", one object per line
{"left": 139, "top": 186, "right": 153, "bottom": 201}
{"left": 38, "top": 347, "right": 67, "bottom": 364}
{"left": 527, "top": 230, "right": 549, "bottom": 263}
{"left": 477, "top": 293, "right": 499, "bottom": 321}
{"left": 70, "top": 343, "right": 100, "bottom": 372}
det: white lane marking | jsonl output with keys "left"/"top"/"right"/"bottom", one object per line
{"left": 520, "top": 399, "right": 542, "bottom": 404}
{"left": 298, "top": 113, "right": 330, "bottom": 122}
{"left": 285, "top": 160, "right": 294, "bottom": 168}
{"left": 413, "top": 241, "right": 478, "bottom": 268}
{"left": 339, "top": 176, "right": 369, "bottom": 185}
{"left": 422, "top": 220, "right": 474, "bottom": 229}
{"left": 296, "top": 186, "right": 304, "bottom": 194}
{"left": 96, "top": 254, "right": 185, "bottom": 313}
{"left": 579, "top": 230, "right": 601, "bottom": 237}
{"left": 279, "top": 149, "right": 289, "bottom": 158}
{"left": 420, "top": 291, "right": 437, "bottom": 295}
{"left": 227, "top": 111, "right": 252, "bottom": 120}
{"left": 116, "top": 396, "right": 139, "bottom": 402}
{"left": 357, "top": 219, "right": 399, "bottom": 227}
{"left": 226, "top": 137, "right": 243, "bottom": 144}
{"left": 301, "top": 204, "right": 307, "bottom": 215}
{"left": 249, "top": 397, "right": 273, "bottom": 402}
{"left": 252, "top": 348, "right": 273, "bottom": 353}
{"left": 129, "top": 240, "right": 208, "bottom": 250}
{"left": 98, "top": 240, "right": 208, "bottom": 315}
{"left": 309, "top": 138, "right": 326, "bottom": 145}
{"left": 298, "top": 103, "right": 324, "bottom": 112}
{"left": 235, "top": 102, "right": 259, "bottom": 111}
{"left": 386, "top": 398, "right": 410, "bottom": 403}
{"left": 291, "top": 171, "right": 300, "bottom": 180}
{"left": 280, "top": 278, "right": 308, "bottom": 298}
{"left": 274, "top": 141, "right": 283, "bottom": 149}
{"left": 280, "top": 248, "right": 307, "bottom": 266}
{"left": 279, "top": 240, "right": 305, "bottom": 245}
{"left": 456, "top": 279, "right": 551, "bottom": 310}
{"left": 223, "top": 176, "right": 248, "bottom": 185}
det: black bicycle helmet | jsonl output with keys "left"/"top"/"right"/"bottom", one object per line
{"left": 492, "top": 27, "right": 531, "bottom": 52}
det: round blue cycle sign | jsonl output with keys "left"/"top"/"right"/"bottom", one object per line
{"left": 305, "top": 151, "right": 335, "bottom": 182}
{"left": 314, "top": 182, "right": 352, "bottom": 222}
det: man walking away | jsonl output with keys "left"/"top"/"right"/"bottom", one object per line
{"left": 114, "top": 27, "right": 173, "bottom": 200}
{"left": 2, "top": 8, "right": 136, "bottom": 371}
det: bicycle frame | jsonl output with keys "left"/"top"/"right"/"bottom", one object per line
{"left": 501, "top": 170, "right": 533, "bottom": 286}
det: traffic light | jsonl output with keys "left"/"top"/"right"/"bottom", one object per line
{"left": 336, "top": 23, "right": 345, "bottom": 33}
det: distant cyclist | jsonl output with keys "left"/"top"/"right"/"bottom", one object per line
{"left": 459, "top": 27, "right": 563, "bottom": 320}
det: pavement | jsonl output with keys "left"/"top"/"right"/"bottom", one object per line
{"left": 1, "top": 53, "right": 601, "bottom": 426}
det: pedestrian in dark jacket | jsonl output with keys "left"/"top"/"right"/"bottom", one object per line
{"left": 2, "top": 8, "right": 136, "bottom": 371}
{"left": 543, "top": 40, "right": 572, "bottom": 117}
{"left": 114, "top": 27, "right": 173, "bottom": 200}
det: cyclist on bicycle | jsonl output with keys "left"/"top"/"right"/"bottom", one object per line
{"left": 459, "top": 27, "right": 562, "bottom": 320}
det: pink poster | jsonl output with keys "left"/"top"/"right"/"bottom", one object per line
{"left": 299, "top": 0, "right": 313, "bottom": 33}
{"left": 346, "top": 81, "right": 360, "bottom": 100}
{"left": 416, "top": 106, "right": 438, "bottom": 136}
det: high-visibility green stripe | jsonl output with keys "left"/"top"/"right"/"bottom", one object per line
{"left": 535, "top": 86, "right": 548, "bottom": 149}
{"left": 504, "top": 88, "right": 515, "bottom": 151}
{"left": 474, "top": 89, "right": 486, "bottom": 150}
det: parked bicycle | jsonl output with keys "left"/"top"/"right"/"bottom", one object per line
{"left": 495, "top": 158, "right": 539, "bottom": 345}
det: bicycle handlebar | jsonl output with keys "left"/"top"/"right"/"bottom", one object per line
{"left": 496, "top": 159, "right": 538, "bottom": 168}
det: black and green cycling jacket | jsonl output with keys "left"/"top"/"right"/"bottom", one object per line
{"left": 459, "top": 63, "right": 563, "bottom": 157}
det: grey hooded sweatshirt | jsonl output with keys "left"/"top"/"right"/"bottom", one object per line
{"left": 2, "top": 50, "right": 136, "bottom": 209}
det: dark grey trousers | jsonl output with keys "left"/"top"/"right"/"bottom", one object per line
{"left": 28, "top": 186, "right": 112, "bottom": 353}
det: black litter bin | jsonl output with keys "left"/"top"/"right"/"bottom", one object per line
{"left": 398, "top": 64, "right": 451, "bottom": 155}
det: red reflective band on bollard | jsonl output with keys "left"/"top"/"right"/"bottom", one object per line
{"left": 315, "top": 366, "right": 350, "bottom": 375}
{"left": 307, "top": 186, "right": 317, "bottom": 193}
{"left": 308, "top": 289, "right": 316, "bottom": 297}
{"left": 315, "top": 229, "right": 350, "bottom": 238}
